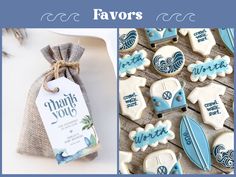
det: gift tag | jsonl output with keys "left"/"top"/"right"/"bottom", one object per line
{"left": 36, "top": 77, "right": 99, "bottom": 164}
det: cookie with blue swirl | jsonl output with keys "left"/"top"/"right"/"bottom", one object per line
{"left": 119, "top": 28, "right": 138, "bottom": 52}
{"left": 152, "top": 46, "right": 185, "bottom": 76}
{"left": 212, "top": 132, "right": 234, "bottom": 169}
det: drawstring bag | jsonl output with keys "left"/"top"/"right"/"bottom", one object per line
{"left": 17, "top": 43, "right": 99, "bottom": 161}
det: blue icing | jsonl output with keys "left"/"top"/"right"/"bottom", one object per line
{"left": 219, "top": 28, "right": 234, "bottom": 53}
{"left": 180, "top": 116, "right": 211, "bottom": 171}
{"left": 191, "top": 58, "right": 230, "bottom": 77}
{"left": 170, "top": 162, "right": 183, "bottom": 174}
{"left": 145, "top": 162, "right": 183, "bottom": 174}
{"left": 145, "top": 28, "right": 177, "bottom": 44}
{"left": 152, "top": 96, "right": 170, "bottom": 112}
{"left": 152, "top": 88, "right": 186, "bottom": 113}
{"left": 119, "top": 30, "right": 137, "bottom": 50}
{"left": 213, "top": 144, "right": 234, "bottom": 168}
{"left": 119, "top": 52, "right": 145, "bottom": 75}
{"left": 133, "top": 125, "right": 170, "bottom": 148}
{"left": 153, "top": 51, "right": 184, "bottom": 74}
{"left": 171, "top": 88, "right": 187, "bottom": 108}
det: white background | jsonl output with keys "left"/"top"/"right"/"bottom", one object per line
{"left": 2, "top": 28, "right": 117, "bottom": 174}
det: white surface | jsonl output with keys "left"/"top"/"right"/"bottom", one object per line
{"left": 2, "top": 29, "right": 117, "bottom": 174}
{"left": 49, "top": 28, "right": 117, "bottom": 75}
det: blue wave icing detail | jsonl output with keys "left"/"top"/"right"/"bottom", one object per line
{"left": 119, "top": 30, "right": 137, "bottom": 51}
{"left": 153, "top": 51, "right": 184, "bottom": 74}
{"left": 213, "top": 144, "right": 234, "bottom": 168}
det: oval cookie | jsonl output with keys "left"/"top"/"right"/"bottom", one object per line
{"left": 119, "top": 28, "right": 138, "bottom": 52}
{"left": 152, "top": 45, "right": 185, "bottom": 76}
{"left": 212, "top": 132, "right": 234, "bottom": 169}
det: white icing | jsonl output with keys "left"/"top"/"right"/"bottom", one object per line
{"left": 187, "top": 55, "right": 233, "bottom": 82}
{"left": 152, "top": 45, "right": 185, "bottom": 76}
{"left": 119, "top": 50, "right": 150, "bottom": 77}
{"left": 187, "top": 83, "right": 229, "bottom": 130}
{"left": 179, "top": 28, "right": 216, "bottom": 56}
{"left": 119, "top": 151, "right": 133, "bottom": 174}
{"left": 119, "top": 76, "right": 147, "bottom": 120}
{"left": 150, "top": 77, "right": 182, "bottom": 107}
{"left": 143, "top": 149, "right": 178, "bottom": 174}
{"left": 129, "top": 120, "right": 175, "bottom": 152}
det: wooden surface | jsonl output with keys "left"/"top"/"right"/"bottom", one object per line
{"left": 119, "top": 28, "right": 234, "bottom": 174}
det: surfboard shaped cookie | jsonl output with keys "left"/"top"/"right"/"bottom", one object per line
{"left": 143, "top": 149, "right": 183, "bottom": 174}
{"left": 129, "top": 120, "right": 175, "bottom": 152}
{"left": 212, "top": 132, "right": 234, "bottom": 169}
{"left": 187, "top": 55, "right": 233, "bottom": 82}
{"left": 150, "top": 77, "right": 187, "bottom": 118}
{"left": 180, "top": 116, "right": 211, "bottom": 171}
{"left": 145, "top": 28, "right": 178, "bottom": 48}
{"left": 119, "top": 151, "right": 133, "bottom": 174}
{"left": 119, "top": 28, "right": 138, "bottom": 52}
{"left": 119, "top": 50, "right": 150, "bottom": 77}
{"left": 219, "top": 28, "right": 234, "bottom": 54}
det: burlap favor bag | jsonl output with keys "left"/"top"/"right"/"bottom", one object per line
{"left": 17, "top": 43, "right": 98, "bottom": 161}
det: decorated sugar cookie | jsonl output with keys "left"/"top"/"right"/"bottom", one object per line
{"left": 152, "top": 45, "right": 185, "bottom": 76}
{"left": 150, "top": 77, "right": 187, "bottom": 118}
{"left": 119, "top": 50, "right": 150, "bottom": 77}
{"left": 119, "top": 151, "right": 133, "bottom": 174}
{"left": 145, "top": 28, "right": 178, "bottom": 48}
{"left": 180, "top": 116, "right": 211, "bottom": 171}
{"left": 188, "top": 83, "right": 229, "bottom": 130}
{"left": 179, "top": 28, "right": 216, "bottom": 56}
{"left": 212, "top": 132, "right": 234, "bottom": 169}
{"left": 143, "top": 149, "right": 183, "bottom": 174}
{"left": 219, "top": 28, "right": 234, "bottom": 54}
{"left": 119, "top": 76, "right": 147, "bottom": 120}
{"left": 119, "top": 28, "right": 138, "bottom": 52}
{"left": 129, "top": 120, "right": 175, "bottom": 152}
{"left": 187, "top": 55, "right": 233, "bottom": 82}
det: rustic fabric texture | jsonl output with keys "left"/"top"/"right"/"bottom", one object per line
{"left": 17, "top": 43, "right": 98, "bottom": 160}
